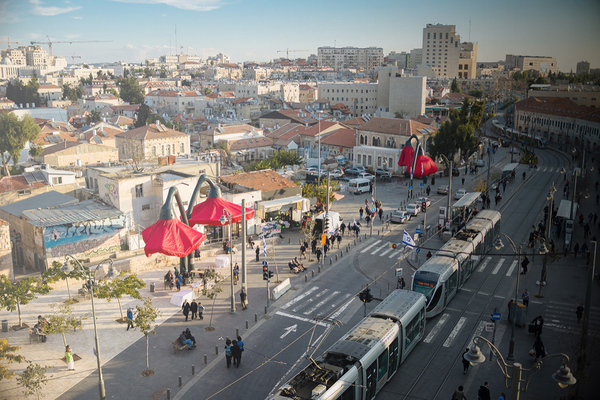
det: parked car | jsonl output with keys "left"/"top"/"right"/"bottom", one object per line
{"left": 443, "top": 168, "right": 460, "bottom": 177}
{"left": 420, "top": 197, "right": 432, "bottom": 208}
{"left": 454, "top": 188, "right": 467, "bottom": 199}
{"left": 358, "top": 172, "right": 375, "bottom": 181}
{"left": 476, "top": 159, "right": 485, "bottom": 167}
{"left": 305, "top": 167, "right": 318, "bottom": 173}
{"left": 509, "top": 147, "right": 520, "bottom": 154}
{"left": 330, "top": 169, "right": 344, "bottom": 178}
{"left": 345, "top": 166, "right": 365, "bottom": 176}
{"left": 437, "top": 185, "right": 449, "bottom": 195}
{"left": 390, "top": 210, "right": 411, "bottom": 224}
{"left": 406, "top": 203, "right": 421, "bottom": 216}
{"left": 375, "top": 168, "right": 392, "bottom": 178}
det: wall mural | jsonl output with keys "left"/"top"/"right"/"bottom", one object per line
{"left": 43, "top": 215, "right": 125, "bottom": 249}
{"left": 105, "top": 183, "right": 119, "bottom": 205}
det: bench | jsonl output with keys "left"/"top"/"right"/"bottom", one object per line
{"left": 172, "top": 338, "right": 188, "bottom": 354}
{"left": 29, "top": 330, "right": 44, "bottom": 344}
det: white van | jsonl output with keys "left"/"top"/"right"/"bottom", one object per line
{"left": 348, "top": 178, "right": 371, "bottom": 194}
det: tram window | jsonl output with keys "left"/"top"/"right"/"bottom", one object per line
{"left": 378, "top": 349, "right": 389, "bottom": 379}
{"left": 405, "top": 316, "right": 420, "bottom": 348}
{"left": 340, "top": 385, "right": 355, "bottom": 400}
{"left": 366, "top": 361, "right": 377, "bottom": 400}
{"left": 448, "top": 271, "right": 458, "bottom": 292}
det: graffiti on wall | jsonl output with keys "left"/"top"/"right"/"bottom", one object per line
{"left": 43, "top": 215, "right": 125, "bottom": 249}
{"left": 105, "top": 183, "right": 119, "bottom": 205}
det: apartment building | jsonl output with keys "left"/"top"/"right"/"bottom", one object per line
{"left": 505, "top": 55, "right": 557, "bottom": 76}
{"left": 457, "top": 78, "right": 498, "bottom": 97}
{"left": 299, "top": 85, "right": 318, "bottom": 103}
{"left": 144, "top": 89, "right": 207, "bottom": 117}
{"left": 319, "top": 82, "right": 379, "bottom": 116}
{"left": 317, "top": 47, "right": 384, "bottom": 70}
{"left": 576, "top": 61, "right": 590, "bottom": 75}
{"left": 387, "top": 52, "right": 410, "bottom": 69}
{"left": 410, "top": 49, "right": 423, "bottom": 67}
{"left": 458, "top": 42, "right": 478, "bottom": 79}
{"left": 527, "top": 85, "right": 600, "bottom": 108}
{"left": 422, "top": 24, "right": 461, "bottom": 78}
{"left": 115, "top": 122, "right": 190, "bottom": 161}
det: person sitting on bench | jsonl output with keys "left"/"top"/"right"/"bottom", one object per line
{"left": 292, "top": 257, "right": 306, "bottom": 272}
{"left": 33, "top": 322, "right": 47, "bottom": 342}
{"left": 184, "top": 328, "right": 196, "bottom": 346}
{"left": 179, "top": 331, "right": 194, "bottom": 349}
{"left": 288, "top": 261, "right": 299, "bottom": 273}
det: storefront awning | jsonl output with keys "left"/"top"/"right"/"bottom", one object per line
{"left": 258, "top": 195, "right": 310, "bottom": 213}
{"left": 452, "top": 192, "right": 482, "bottom": 208}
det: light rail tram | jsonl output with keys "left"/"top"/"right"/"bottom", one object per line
{"left": 412, "top": 210, "right": 501, "bottom": 318}
{"left": 268, "top": 290, "right": 426, "bottom": 400}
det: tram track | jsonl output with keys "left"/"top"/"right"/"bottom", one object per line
{"left": 398, "top": 146, "right": 569, "bottom": 400}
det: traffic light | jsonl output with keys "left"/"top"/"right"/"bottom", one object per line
{"left": 421, "top": 200, "right": 427, "bottom": 213}
{"left": 321, "top": 232, "right": 327, "bottom": 245}
{"left": 359, "top": 288, "right": 374, "bottom": 303}
{"left": 263, "top": 265, "right": 268, "bottom": 280}
{"left": 268, "top": 270, "right": 274, "bottom": 279}
{"left": 323, "top": 216, "right": 329, "bottom": 233}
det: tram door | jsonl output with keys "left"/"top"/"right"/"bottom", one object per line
{"left": 365, "top": 361, "right": 377, "bottom": 400}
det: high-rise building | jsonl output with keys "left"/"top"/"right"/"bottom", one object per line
{"left": 422, "top": 24, "right": 461, "bottom": 78}
{"left": 576, "top": 61, "right": 590, "bottom": 75}
{"left": 317, "top": 47, "right": 384, "bottom": 70}
{"left": 458, "top": 42, "right": 478, "bottom": 79}
{"left": 410, "top": 48, "right": 422, "bottom": 67}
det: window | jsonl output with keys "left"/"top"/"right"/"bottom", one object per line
{"left": 135, "top": 184, "right": 143, "bottom": 198}
{"left": 357, "top": 154, "right": 362, "bottom": 164}
{"left": 378, "top": 349, "right": 389, "bottom": 379}
{"left": 433, "top": 33, "right": 436, "bottom": 39}
{"left": 152, "top": 146, "right": 156, "bottom": 156}
{"left": 405, "top": 315, "right": 421, "bottom": 348}
{"left": 52, "top": 177, "right": 62, "bottom": 185}
{"left": 18, "top": 189, "right": 31, "bottom": 196}
{"left": 446, "top": 32, "right": 448, "bottom": 39}
{"left": 172, "top": 144, "right": 175, "bottom": 154}
{"left": 427, "top": 33, "right": 430, "bottom": 39}
{"left": 142, "top": 204, "right": 150, "bottom": 211}
{"left": 161, "top": 145, "right": 165, "bottom": 156}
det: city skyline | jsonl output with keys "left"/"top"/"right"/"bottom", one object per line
{"left": 0, "top": 0, "right": 599, "bottom": 72}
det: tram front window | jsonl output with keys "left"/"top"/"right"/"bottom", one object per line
{"left": 412, "top": 271, "right": 439, "bottom": 302}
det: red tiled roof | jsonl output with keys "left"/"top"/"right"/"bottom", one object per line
{"left": 515, "top": 97, "right": 600, "bottom": 123}
{"left": 146, "top": 90, "right": 205, "bottom": 97}
{"left": 0, "top": 176, "right": 47, "bottom": 194}
{"left": 357, "top": 117, "right": 438, "bottom": 136}
{"left": 116, "top": 124, "right": 187, "bottom": 140}
{"left": 110, "top": 105, "right": 140, "bottom": 111}
{"left": 299, "top": 121, "right": 338, "bottom": 137}
{"left": 228, "top": 136, "right": 272, "bottom": 151}
{"left": 319, "top": 128, "right": 356, "bottom": 148}
{"left": 220, "top": 170, "right": 296, "bottom": 191}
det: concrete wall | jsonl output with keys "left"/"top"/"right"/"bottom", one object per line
{"left": 42, "top": 144, "right": 119, "bottom": 167}
{"left": 0, "top": 220, "right": 13, "bottom": 279}
{"left": 389, "top": 76, "right": 427, "bottom": 119}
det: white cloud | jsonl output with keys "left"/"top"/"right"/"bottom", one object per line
{"left": 30, "top": 0, "right": 81, "bottom": 16}
{"left": 111, "top": 0, "right": 223, "bottom": 12}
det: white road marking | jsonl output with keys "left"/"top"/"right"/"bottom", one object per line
{"left": 330, "top": 296, "right": 355, "bottom": 320}
{"left": 280, "top": 324, "right": 297, "bottom": 339}
{"left": 361, "top": 240, "right": 382, "bottom": 253}
{"left": 506, "top": 260, "right": 517, "bottom": 276}
{"left": 304, "top": 291, "right": 341, "bottom": 315}
{"left": 280, "top": 286, "right": 319, "bottom": 309}
{"left": 492, "top": 258, "right": 505, "bottom": 275}
{"left": 543, "top": 167, "right": 548, "bottom": 172}
{"left": 292, "top": 288, "right": 327, "bottom": 313}
{"left": 275, "top": 311, "right": 329, "bottom": 327}
{"left": 379, "top": 246, "right": 394, "bottom": 256}
{"left": 467, "top": 320, "right": 486, "bottom": 347}
{"left": 424, "top": 313, "right": 449, "bottom": 343}
{"left": 443, "top": 317, "right": 467, "bottom": 347}
{"left": 478, "top": 257, "right": 491, "bottom": 272}
{"left": 371, "top": 242, "right": 389, "bottom": 255}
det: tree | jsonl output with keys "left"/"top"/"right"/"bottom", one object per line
{"left": 133, "top": 297, "right": 161, "bottom": 376}
{"left": 302, "top": 180, "right": 340, "bottom": 208}
{"left": 181, "top": 79, "right": 192, "bottom": 87}
{"left": 143, "top": 67, "right": 154, "bottom": 78}
{"left": 42, "top": 260, "right": 86, "bottom": 303}
{"left": 134, "top": 103, "right": 152, "bottom": 128}
{"left": 299, "top": 219, "right": 316, "bottom": 261}
{"left": 28, "top": 144, "right": 44, "bottom": 159}
{"left": 86, "top": 110, "right": 101, "bottom": 124}
{"left": 0, "top": 339, "right": 25, "bottom": 381}
{"left": 6, "top": 76, "right": 40, "bottom": 107}
{"left": 159, "top": 69, "right": 167, "bottom": 78}
{"left": 116, "top": 76, "right": 144, "bottom": 104}
{"left": 62, "top": 83, "right": 84, "bottom": 102}
{"left": 96, "top": 272, "right": 145, "bottom": 321}
{"left": 0, "top": 275, "right": 52, "bottom": 328}
{"left": 468, "top": 89, "right": 483, "bottom": 99}
{"left": 0, "top": 113, "right": 41, "bottom": 175}
{"left": 17, "top": 363, "right": 47, "bottom": 400}
{"left": 203, "top": 87, "right": 212, "bottom": 95}
{"left": 451, "top": 78, "right": 461, "bottom": 93}
{"left": 394, "top": 111, "right": 405, "bottom": 119}
{"left": 44, "top": 302, "right": 90, "bottom": 348}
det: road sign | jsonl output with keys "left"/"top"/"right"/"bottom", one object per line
{"left": 280, "top": 324, "right": 298, "bottom": 339}
{"left": 420, "top": 182, "right": 424, "bottom": 187}
{"left": 492, "top": 312, "right": 501, "bottom": 321}
{"left": 395, "top": 268, "right": 403, "bottom": 277}
{"left": 415, "top": 247, "right": 420, "bottom": 253}
{"left": 408, "top": 185, "right": 413, "bottom": 190}
{"left": 416, "top": 227, "right": 422, "bottom": 234}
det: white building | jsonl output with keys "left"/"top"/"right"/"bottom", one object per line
{"left": 318, "top": 47, "right": 384, "bottom": 70}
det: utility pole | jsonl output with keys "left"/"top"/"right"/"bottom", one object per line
{"left": 241, "top": 198, "right": 247, "bottom": 294}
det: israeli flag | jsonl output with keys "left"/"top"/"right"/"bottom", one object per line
{"left": 262, "top": 236, "right": 267, "bottom": 256}
{"left": 402, "top": 230, "right": 416, "bottom": 248}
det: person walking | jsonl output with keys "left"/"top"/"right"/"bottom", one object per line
{"left": 225, "top": 339, "right": 233, "bottom": 368}
{"left": 576, "top": 303, "right": 584, "bottom": 323}
{"left": 323, "top": 243, "right": 329, "bottom": 259}
{"left": 255, "top": 246, "right": 260, "bottom": 262}
{"left": 233, "top": 263, "right": 240, "bottom": 285}
{"left": 477, "top": 382, "right": 491, "bottom": 400}
{"left": 522, "top": 289, "right": 530, "bottom": 307}
{"left": 497, "top": 393, "right": 506, "bottom": 400}
{"left": 340, "top": 221, "right": 346, "bottom": 236}
{"left": 533, "top": 336, "right": 546, "bottom": 361}
{"left": 452, "top": 385, "right": 467, "bottom": 400}
{"left": 397, "top": 277, "right": 406, "bottom": 290}
{"left": 179, "top": 331, "right": 194, "bottom": 350}
{"left": 240, "top": 289, "right": 248, "bottom": 310}
{"left": 378, "top": 208, "right": 384, "bottom": 222}
{"left": 126, "top": 307, "right": 134, "bottom": 331}
{"left": 336, "top": 233, "right": 342, "bottom": 249}
{"left": 359, "top": 207, "right": 364, "bottom": 220}
{"left": 190, "top": 300, "right": 198, "bottom": 320}
{"left": 231, "top": 339, "right": 241, "bottom": 367}
{"left": 65, "top": 345, "right": 75, "bottom": 370}
{"left": 300, "top": 243, "right": 307, "bottom": 259}
{"left": 462, "top": 178, "right": 465, "bottom": 186}
{"left": 198, "top": 302, "right": 205, "bottom": 319}
{"left": 316, "top": 248, "right": 322, "bottom": 263}
{"left": 176, "top": 274, "right": 182, "bottom": 291}
{"left": 182, "top": 300, "right": 190, "bottom": 321}
{"left": 236, "top": 335, "right": 245, "bottom": 366}
{"left": 521, "top": 255, "right": 529, "bottom": 275}
{"left": 462, "top": 348, "right": 470, "bottom": 374}
{"left": 573, "top": 242, "right": 580, "bottom": 257}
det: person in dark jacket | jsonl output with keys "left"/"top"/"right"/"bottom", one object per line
{"left": 462, "top": 348, "right": 470, "bottom": 374}
{"left": 184, "top": 328, "right": 196, "bottom": 345}
{"left": 477, "top": 382, "right": 491, "bottom": 400}
{"left": 533, "top": 336, "right": 545, "bottom": 361}
{"left": 231, "top": 339, "right": 241, "bottom": 367}
{"left": 520, "top": 255, "right": 530, "bottom": 274}
{"left": 126, "top": 308, "right": 134, "bottom": 331}
{"left": 255, "top": 246, "right": 260, "bottom": 262}
{"left": 182, "top": 300, "right": 190, "bottom": 321}
{"left": 190, "top": 300, "right": 198, "bottom": 320}
{"left": 240, "top": 289, "right": 248, "bottom": 310}
{"left": 236, "top": 335, "right": 244, "bottom": 366}
{"left": 224, "top": 339, "right": 232, "bottom": 367}
{"left": 452, "top": 385, "right": 467, "bottom": 400}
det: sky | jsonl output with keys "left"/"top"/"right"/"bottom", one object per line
{"left": 1, "top": 0, "right": 599, "bottom": 72}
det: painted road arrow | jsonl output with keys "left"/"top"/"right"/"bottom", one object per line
{"left": 280, "top": 324, "right": 298, "bottom": 339}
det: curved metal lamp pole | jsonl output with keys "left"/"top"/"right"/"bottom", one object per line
{"left": 438, "top": 154, "right": 452, "bottom": 225}
{"left": 465, "top": 335, "right": 576, "bottom": 400}
{"left": 61, "top": 256, "right": 118, "bottom": 400}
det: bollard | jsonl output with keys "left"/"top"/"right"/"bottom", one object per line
{"left": 312, "top": 270, "right": 315, "bottom": 277}
{"left": 305, "top": 275, "right": 308, "bottom": 282}
{"left": 359, "top": 237, "right": 362, "bottom": 242}
{"left": 330, "top": 258, "right": 332, "bottom": 265}
{"left": 179, "top": 376, "right": 182, "bottom": 387}
{"left": 288, "top": 238, "right": 291, "bottom": 244}
{"left": 377, "top": 230, "right": 380, "bottom": 235}
{"left": 204, "top": 354, "right": 208, "bottom": 364}
{"left": 318, "top": 266, "right": 321, "bottom": 273}
{"left": 246, "top": 320, "right": 249, "bottom": 329}
{"left": 265, "top": 306, "right": 268, "bottom": 315}
{"left": 335, "top": 254, "right": 338, "bottom": 261}
{"left": 167, "top": 389, "right": 171, "bottom": 400}
{"left": 255, "top": 313, "right": 258, "bottom": 322}
{"left": 215, "top": 345, "right": 219, "bottom": 355}
{"left": 236, "top": 328, "right": 239, "bottom": 337}
{"left": 192, "top": 365, "right": 195, "bottom": 375}
{"left": 341, "top": 251, "right": 343, "bottom": 257}
{"left": 365, "top": 233, "right": 367, "bottom": 239}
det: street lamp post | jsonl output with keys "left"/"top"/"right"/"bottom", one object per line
{"left": 60, "top": 256, "right": 118, "bottom": 400}
{"left": 317, "top": 111, "right": 322, "bottom": 189}
{"left": 494, "top": 233, "right": 521, "bottom": 361}
{"left": 465, "top": 336, "right": 576, "bottom": 400}
{"left": 536, "top": 183, "right": 555, "bottom": 298}
{"left": 219, "top": 210, "right": 236, "bottom": 314}
{"left": 439, "top": 154, "right": 452, "bottom": 225}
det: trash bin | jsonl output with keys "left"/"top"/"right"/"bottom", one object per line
{"left": 509, "top": 302, "right": 527, "bottom": 327}
{"left": 150, "top": 282, "right": 155, "bottom": 293}
{"left": 2, "top": 320, "right": 8, "bottom": 332}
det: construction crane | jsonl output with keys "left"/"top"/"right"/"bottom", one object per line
{"left": 277, "top": 49, "right": 308, "bottom": 60}
{"left": 30, "top": 36, "right": 112, "bottom": 57}
{"left": 70, "top": 54, "right": 81, "bottom": 66}
{"left": 3, "top": 37, "right": 19, "bottom": 49}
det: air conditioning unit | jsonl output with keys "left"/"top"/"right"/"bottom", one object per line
{"left": 41, "top": 164, "right": 48, "bottom": 170}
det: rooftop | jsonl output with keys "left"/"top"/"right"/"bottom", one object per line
{"left": 0, "top": 175, "right": 47, "bottom": 194}
{"left": 116, "top": 123, "right": 187, "bottom": 140}
{"left": 0, "top": 191, "right": 77, "bottom": 218}
{"left": 23, "top": 199, "right": 123, "bottom": 227}
{"left": 220, "top": 170, "right": 297, "bottom": 192}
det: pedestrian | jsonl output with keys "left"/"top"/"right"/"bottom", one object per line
{"left": 522, "top": 289, "right": 529, "bottom": 307}
{"left": 225, "top": 339, "right": 232, "bottom": 367}
{"left": 576, "top": 303, "right": 584, "bottom": 323}
{"left": 462, "top": 348, "right": 470, "bottom": 374}
{"left": 573, "top": 242, "right": 579, "bottom": 257}
{"left": 179, "top": 331, "right": 193, "bottom": 350}
{"left": 503, "top": 181, "right": 506, "bottom": 192}
{"left": 520, "top": 255, "right": 529, "bottom": 274}
{"left": 255, "top": 246, "right": 260, "bottom": 262}
{"left": 397, "top": 277, "right": 405, "bottom": 290}
{"left": 452, "top": 385, "right": 467, "bottom": 400}
{"left": 426, "top": 185, "right": 431, "bottom": 196}
{"left": 185, "top": 328, "right": 196, "bottom": 346}
{"left": 533, "top": 336, "right": 546, "bottom": 361}
{"left": 477, "top": 382, "right": 491, "bottom": 400}
{"left": 584, "top": 223, "right": 590, "bottom": 238}
{"left": 300, "top": 244, "right": 307, "bottom": 259}
{"left": 378, "top": 208, "right": 383, "bottom": 222}
{"left": 507, "top": 299, "right": 515, "bottom": 321}
{"left": 486, "top": 197, "right": 490, "bottom": 208}
{"left": 126, "top": 307, "right": 134, "bottom": 331}
{"left": 233, "top": 263, "right": 240, "bottom": 284}
{"left": 240, "top": 289, "right": 248, "bottom": 310}
{"left": 531, "top": 315, "right": 543, "bottom": 336}
{"left": 323, "top": 243, "right": 329, "bottom": 258}
{"left": 580, "top": 242, "right": 588, "bottom": 258}
{"left": 594, "top": 213, "right": 598, "bottom": 225}
{"left": 336, "top": 233, "right": 342, "bottom": 249}
{"left": 316, "top": 248, "right": 322, "bottom": 262}
{"left": 190, "top": 300, "right": 198, "bottom": 320}
{"left": 182, "top": 300, "right": 190, "bottom": 321}
{"left": 340, "top": 221, "right": 346, "bottom": 236}
{"left": 65, "top": 345, "right": 75, "bottom": 370}
{"left": 236, "top": 335, "right": 244, "bottom": 366}
{"left": 198, "top": 302, "right": 204, "bottom": 319}
{"left": 359, "top": 207, "right": 364, "bottom": 220}
{"left": 365, "top": 215, "right": 371, "bottom": 227}
{"left": 498, "top": 392, "right": 506, "bottom": 400}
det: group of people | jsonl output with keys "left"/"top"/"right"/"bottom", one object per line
{"left": 32, "top": 315, "right": 49, "bottom": 342}
{"left": 452, "top": 381, "right": 504, "bottom": 400}
{"left": 359, "top": 199, "right": 385, "bottom": 226}
{"left": 181, "top": 300, "right": 204, "bottom": 321}
{"left": 179, "top": 328, "right": 197, "bottom": 350}
{"left": 224, "top": 336, "right": 245, "bottom": 368}
{"left": 164, "top": 267, "right": 193, "bottom": 291}
{"left": 288, "top": 257, "right": 307, "bottom": 273}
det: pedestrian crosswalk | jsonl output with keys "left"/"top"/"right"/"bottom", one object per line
{"left": 360, "top": 240, "right": 405, "bottom": 258}
{"left": 278, "top": 286, "right": 358, "bottom": 322}
{"left": 542, "top": 301, "right": 600, "bottom": 336}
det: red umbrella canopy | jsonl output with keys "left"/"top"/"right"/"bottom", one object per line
{"left": 398, "top": 145, "right": 415, "bottom": 167}
{"left": 188, "top": 197, "right": 255, "bottom": 227}
{"left": 142, "top": 218, "right": 206, "bottom": 258}
{"left": 406, "top": 155, "right": 439, "bottom": 178}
